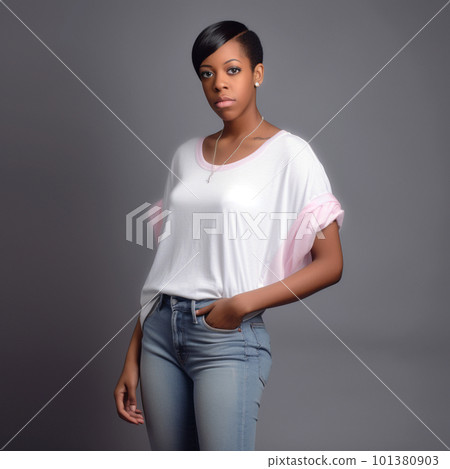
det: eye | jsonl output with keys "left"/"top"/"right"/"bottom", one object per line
{"left": 200, "top": 67, "right": 241, "bottom": 79}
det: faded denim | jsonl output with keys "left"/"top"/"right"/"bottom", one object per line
{"left": 139, "top": 293, "right": 272, "bottom": 451}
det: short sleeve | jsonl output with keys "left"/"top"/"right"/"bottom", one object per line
{"left": 261, "top": 142, "right": 344, "bottom": 284}
{"left": 282, "top": 192, "right": 344, "bottom": 277}
{"left": 286, "top": 143, "right": 344, "bottom": 273}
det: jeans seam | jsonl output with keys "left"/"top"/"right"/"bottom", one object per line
{"left": 168, "top": 298, "right": 195, "bottom": 368}
{"left": 250, "top": 323, "right": 267, "bottom": 387}
{"left": 177, "top": 323, "right": 190, "bottom": 366}
{"left": 258, "top": 348, "right": 266, "bottom": 387}
{"left": 241, "top": 353, "right": 248, "bottom": 450}
{"left": 170, "top": 302, "right": 185, "bottom": 368}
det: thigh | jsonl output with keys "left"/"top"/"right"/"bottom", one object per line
{"left": 140, "top": 298, "right": 199, "bottom": 450}
{"left": 189, "top": 314, "right": 272, "bottom": 451}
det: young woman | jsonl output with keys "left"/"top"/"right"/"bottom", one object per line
{"left": 114, "top": 20, "right": 345, "bottom": 451}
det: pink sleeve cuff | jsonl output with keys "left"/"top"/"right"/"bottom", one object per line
{"left": 262, "top": 192, "right": 344, "bottom": 285}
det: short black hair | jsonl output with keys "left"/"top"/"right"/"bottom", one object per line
{"left": 192, "top": 20, "right": 263, "bottom": 79}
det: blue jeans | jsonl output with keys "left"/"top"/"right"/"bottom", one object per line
{"left": 139, "top": 293, "right": 272, "bottom": 451}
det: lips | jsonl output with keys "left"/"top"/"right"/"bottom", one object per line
{"left": 214, "top": 96, "right": 236, "bottom": 108}
{"left": 215, "top": 95, "right": 235, "bottom": 103}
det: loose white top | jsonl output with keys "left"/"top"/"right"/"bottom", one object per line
{"left": 139, "top": 130, "right": 344, "bottom": 327}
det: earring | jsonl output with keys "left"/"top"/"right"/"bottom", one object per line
{"left": 255, "top": 82, "right": 260, "bottom": 87}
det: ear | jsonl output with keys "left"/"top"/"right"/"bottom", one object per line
{"left": 253, "top": 63, "right": 264, "bottom": 86}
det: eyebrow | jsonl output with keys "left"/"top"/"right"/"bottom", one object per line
{"left": 199, "top": 59, "right": 242, "bottom": 69}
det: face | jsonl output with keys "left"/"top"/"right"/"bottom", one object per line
{"left": 198, "top": 38, "right": 263, "bottom": 119}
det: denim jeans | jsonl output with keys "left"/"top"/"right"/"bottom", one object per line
{"left": 139, "top": 293, "right": 272, "bottom": 451}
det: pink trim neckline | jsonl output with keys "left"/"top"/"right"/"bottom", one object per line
{"left": 196, "top": 129, "right": 288, "bottom": 171}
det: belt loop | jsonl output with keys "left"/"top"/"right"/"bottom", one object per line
{"left": 191, "top": 299, "right": 198, "bottom": 324}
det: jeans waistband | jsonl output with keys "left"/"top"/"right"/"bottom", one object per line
{"left": 161, "top": 293, "right": 216, "bottom": 324}
{"left": 160, "top": 293, "right": 266, "bottom": 324}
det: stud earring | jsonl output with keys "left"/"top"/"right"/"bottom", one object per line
{"left": 255, "top": 82, "right": 260, "bottom": 87}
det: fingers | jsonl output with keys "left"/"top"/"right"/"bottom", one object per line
{"left": 195, "top": 302, "right": 214, "bottom": 316}
{"left": 125, "top": 398, "right": 145, "bottom": 425}
{"left": 201, "top": 301, "right": 242, "bottom": 330}
{"left": 114, "top": 386, "right": 145, "bottom": 425}
{"left": 126, "top": 389, "right": 145, "bottom": 424}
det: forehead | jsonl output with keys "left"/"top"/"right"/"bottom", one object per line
{"left": 200, "top": 39, "right": 248, "bottom": 67}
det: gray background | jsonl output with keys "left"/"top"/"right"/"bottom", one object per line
{"left": 1, "top": 0, "right": 449, "bottom": 451}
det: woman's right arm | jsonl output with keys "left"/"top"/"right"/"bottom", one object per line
{"left": 124, "top": 317, "right": 143, "bottom": 367}
{"left": 113, "top": 318, "right": 145, "bottom": 425}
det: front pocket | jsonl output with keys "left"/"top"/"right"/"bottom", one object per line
{"left": 200, "top": 314, "right": 240, "bottom": 333}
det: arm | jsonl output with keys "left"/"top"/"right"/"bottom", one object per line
{"left": 113, "top": 317, "right": 145, "bottom": 425}
{"left": 123, "top": 317, "right": 143, "bottom": 367}
{"left": 235, "top": 221, "right": 343, "bottom": 313}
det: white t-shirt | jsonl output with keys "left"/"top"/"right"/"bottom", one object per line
{"left": 139, "top": 129, "right": 344, "bottom": 328}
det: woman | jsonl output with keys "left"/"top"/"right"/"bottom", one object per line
{"left": 114, "top": 20, "right": 345, "bottom": 451}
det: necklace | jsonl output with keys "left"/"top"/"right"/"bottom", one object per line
{"left": 206, "top": 116, "right": 265, "bottom": 183}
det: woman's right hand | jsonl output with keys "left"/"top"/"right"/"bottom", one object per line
{"left": 113, "top": 362, "right": 145, "bottom": 425}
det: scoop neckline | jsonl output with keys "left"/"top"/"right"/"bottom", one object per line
{"left": 196, "top": 129, "right": 288, "bottom": 171}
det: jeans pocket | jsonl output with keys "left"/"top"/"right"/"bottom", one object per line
{"left": 250, "top": 322, "right": 272, "bottom": 387}
{"left": 200, "top": 313, "right": 240, "bottom": 333}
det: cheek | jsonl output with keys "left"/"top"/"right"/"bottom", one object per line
{"left": 236, "top": 85, "right": 254, "bottom": 100}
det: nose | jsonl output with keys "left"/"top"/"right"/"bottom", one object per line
{"left": 213, "top": 70, "right": 229, "bottom": 91}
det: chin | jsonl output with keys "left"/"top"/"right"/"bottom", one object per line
{"left": 214, "top": 109, "right": 237, "bottom": 119}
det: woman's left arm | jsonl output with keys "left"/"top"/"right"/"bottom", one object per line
{"left": 235, "top": 220, "right": 343, "bottom": 313}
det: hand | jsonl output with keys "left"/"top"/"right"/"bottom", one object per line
{"left": 195, "top": 296, "right": 247, "bottom": 330}
{"left": 113, "top": 362, "right": 145, "bottom": 425}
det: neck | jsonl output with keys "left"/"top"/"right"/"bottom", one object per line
{"left": 220, "top": 110, "right": 264, "bottom": 140}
